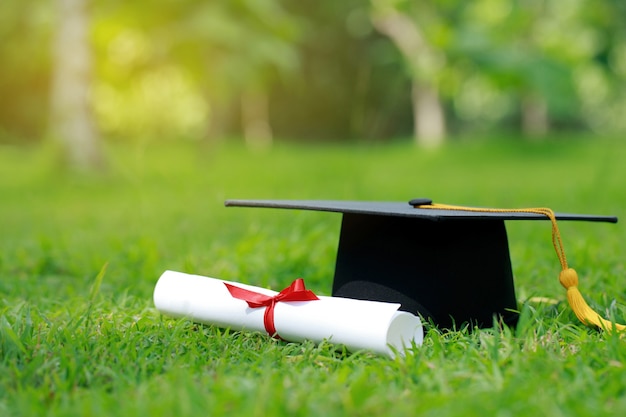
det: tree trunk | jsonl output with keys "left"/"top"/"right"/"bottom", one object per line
{"left": 521, "top": 93, "right": 549, "bottom": 138}
{"left": 241, "top": 90, "right": 273, "bottom": 150}
{"left": 412, "top": 81, "right": 445, "bottom": 147}
{"left": 370, "top": 7, "right": 446, "bottom": 147}
{"left": 50, "top": 0, "right": 102, "bottom": 170}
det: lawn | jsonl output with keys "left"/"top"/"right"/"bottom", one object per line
{"left": 1, "top": 136, "right": 626, "bottom": 416}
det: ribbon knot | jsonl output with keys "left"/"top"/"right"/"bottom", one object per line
{"left": 224, "top": 278, "right": 319, "bottom": 339}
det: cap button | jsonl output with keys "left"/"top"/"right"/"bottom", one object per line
{"left": 409, "top": 198, "right": 433, "bottom": 207}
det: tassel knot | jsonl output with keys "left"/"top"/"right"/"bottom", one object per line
{"left": 559, "top": 268, "right": 579, "bottom": 289}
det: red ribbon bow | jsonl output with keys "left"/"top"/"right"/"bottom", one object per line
{"left": 224, "top": 278, "right": 319, "bottom": 339}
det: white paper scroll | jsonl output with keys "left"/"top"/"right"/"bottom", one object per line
{"left": 154, "top": 270, "right": 423, "bottom": 357}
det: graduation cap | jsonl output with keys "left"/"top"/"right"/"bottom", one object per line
{"left": 225, "top": 198, "right": 624, "bottom": 331}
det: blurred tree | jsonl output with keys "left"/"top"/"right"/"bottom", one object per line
{"left": 451, "top": 0, "right": 581, "bottom": 138}
{"left": 274, "top": 0, "right": 413, "bottom": 142}
{"left": 192, "top": 0, "right": 300, "bottom": 149}
{"left": 0, "top": 0, "right": 53, "bottom": 143}
{"left": 50, "top": 0, "right": 103, "bottom": 169}
{"left": 570, "top": 0, "right": 626, "bottom": 132}
{"left": 368, "top": 0, "right": 626, "bottom": 141}
{"left": 91, "top": 0, "right": 210, "bottom": 143}
{"left": 370, "top": 0, "right": 447, "bottom": 147}
{"left": 91, "top": 0, "right": 300, "bottom": 149}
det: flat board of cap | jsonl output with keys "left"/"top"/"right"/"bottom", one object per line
{"left": 224, "top": 199, "right": 618, "bottom": 223}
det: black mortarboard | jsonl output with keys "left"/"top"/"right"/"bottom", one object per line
{"left": 225, "top": 199, "right": 620, "bottom": 330}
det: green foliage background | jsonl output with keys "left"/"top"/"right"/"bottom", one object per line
{"left": 2, "top": 138, "right": 626, "bottom": 416}
{"left": 2, "top": 0, "right": 626, "bottom": 143}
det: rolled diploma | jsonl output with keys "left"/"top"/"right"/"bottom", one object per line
{"left": 154, "top": 270, "right": 423, "bottom": 357}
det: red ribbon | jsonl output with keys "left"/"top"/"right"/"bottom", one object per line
{"left": 224, "top": 278, "right": 319, "bottom": 339}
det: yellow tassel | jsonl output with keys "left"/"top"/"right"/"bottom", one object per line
{"left": 559, "top": 268, "right": 626, "bottom": 332}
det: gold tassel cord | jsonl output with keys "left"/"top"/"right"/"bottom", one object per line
{"left": 416, "top": 202, "right": 626, "bottom": 332}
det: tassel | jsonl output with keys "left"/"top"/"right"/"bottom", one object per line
{"left": 559, "top": 268, "right": 626, "bottom": 332}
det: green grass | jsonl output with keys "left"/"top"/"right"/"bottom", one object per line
{"left": 2, "top": 136, "right": 626, "bottom": 416}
